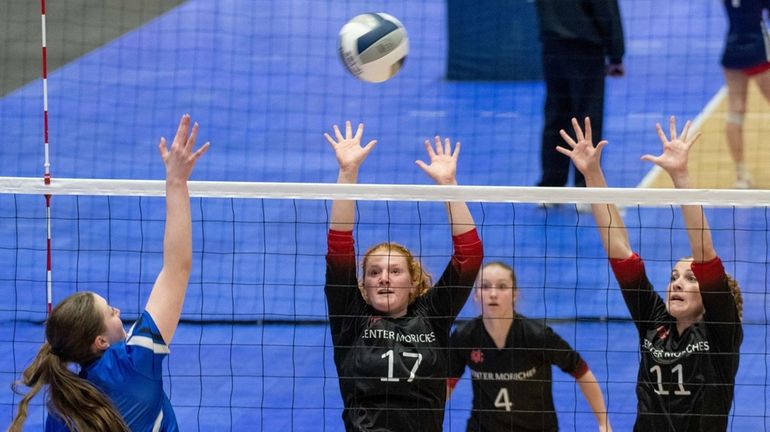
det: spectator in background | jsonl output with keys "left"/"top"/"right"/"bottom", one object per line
{"left": 534, "top": 0, "right": 625, "bottom": 200}
{"left": 721, "top": 0, "right": 770, "bottom": 189}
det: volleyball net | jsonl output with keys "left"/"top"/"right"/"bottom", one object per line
{"left": 2, "top": 0, "right": 769, "bottom": 430}
{"left": 1, "top": 180, "right": 767, "bottom": 430}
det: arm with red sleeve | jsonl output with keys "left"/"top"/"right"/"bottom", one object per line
{"left": 425, "top": 229, "right": 483, "bottom": 323}
{"left": 325, "top": 229, "right": 365, "bottom": 346}
{"left": 610, "top": 253, "right": 669, "bottom": 334}
{"left": 692, "top": 257, "right": 742, "bottom": 352}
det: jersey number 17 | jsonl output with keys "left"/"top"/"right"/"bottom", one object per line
{"left": 380, "top": 350, "right": 423, "bottom": 383}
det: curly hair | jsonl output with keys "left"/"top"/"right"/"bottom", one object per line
{"left": 359, "top": 242, "right": 433, "bottom": 304}
{"left": 681, "top": 257, "right": 744, "bottom": 322}
{"left": 726, "top": 274, "right": 744, "bottom": 322}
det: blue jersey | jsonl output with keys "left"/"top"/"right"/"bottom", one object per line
{"left": 721, "top": 0, "right": 770, "bottom": 68}
{"left": 46, "top": 311, "right": 178, "bottom": 432}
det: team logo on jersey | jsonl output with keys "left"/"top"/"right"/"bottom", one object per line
{"left": 470, "top": 349, "right": 484, "bottom": 364}
{"left": 656, "top": 325, "right": 670, "bottom": 340}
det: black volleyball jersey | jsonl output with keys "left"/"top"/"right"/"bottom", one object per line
{"left": 610, "top": 254, "right": 742, "bottom": 432}
{"left": 325, "top": 229, "right": 483, "bottom": 432}
{"left": 721, "top": 0, "right": 770, "bottom": 69}
{"left": 448, "top": 316, "right": 588, "bottom": 432}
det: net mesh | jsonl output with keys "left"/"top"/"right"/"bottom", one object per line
{"left": 0, "top": 182, "right": 768, "bottom": 430}
{"left": 2, "top": 0, "right": 770, "bottom": 429}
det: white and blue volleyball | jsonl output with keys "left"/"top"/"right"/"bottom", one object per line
{"left": 338, "top": 13, "right": 409, "bottom": 83}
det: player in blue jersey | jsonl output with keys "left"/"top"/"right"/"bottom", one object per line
{"left": 559, "top": 116, "right": 743, "bottom": 431}
{"left": 324, "top": 121, "right": 483, "bottom": 431}
{"left": 721, "top": 0, "right": 770, "bottom": 188}
{"left": 448, "top": 261, "right": 612, "bottom": 431}
{"left": 9, "top": 114, "right": 209, "bottom": 432}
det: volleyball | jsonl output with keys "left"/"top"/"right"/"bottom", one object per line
{"left": 338, "top": 13, "right": 409, "bottom": 83}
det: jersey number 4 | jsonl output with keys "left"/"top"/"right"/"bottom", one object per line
{"left": 494, "top": 388, "right": 513, "bottom": 411}
{"left": 650, "top": 364, "right": 691, "bottom": 396}
{"left": 380, "top": 349, "right": 423, "bottom": 383}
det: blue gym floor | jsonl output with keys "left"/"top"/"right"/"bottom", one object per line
{"left": 1, "top": 0, "right": 768, "bottom": 430}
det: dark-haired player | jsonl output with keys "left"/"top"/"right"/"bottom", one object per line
{"left": 324, "top": 121, "right": 483, "bottom": 431}
{"left": 448, "top": 261, "right": 611, "bottom": 431}
{"left": 560, "top": 116, "right": 744, "bottom": 431}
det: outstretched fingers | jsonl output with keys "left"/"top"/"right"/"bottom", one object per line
{"left": 452, "top": 140, "right": 461, "bottom": 158}
{"left": 559, "top": 129, "right": 578, "bottom": 148}
{"left": 353, "top": 123, "right": 364, "bottom": 142}
{"left": 669, "top": 115, "right": 677, "bottom": 142}
{"left": 640, "top": 153, "right": 659, "bottom": 164}
{"left": 433, "top": 136, "right": 445, "bottom": 155}
{"left": 442, "top": 137, "right": 452, "bottom": 156}
{"left": 655, "top": 123, "right": 668, "bottom": 146}
{"left": 424, "top": 139, "right": 437, "bottom": 158}
{"left": 323, "top": 133, "right": 336, "bottom": 148}
{"left": 184, "top": 122, "right": 199, "bottom": 152}
{"left": 361, "top": 139, "right": 378, "bottom": 155}
{"left": 192, "top": 142, "right": 211, "bottom": 161}
{"left": 172, "top": 114, "right": 190, "bottom": 149}
{"left": 583, "top": 117, "right": 593, "bottom": 144}
{"left": 595, "top": 140, "right": 608, "bottom": 154}
{"left": 158, "top": 137, "right": 169, "bottom": 159}
{"left": 572, "top": 117, "right": 585, "bottom": 143}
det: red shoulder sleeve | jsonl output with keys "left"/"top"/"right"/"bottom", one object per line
{"left": 609, "top": 252, "right": 644, "bottom": 286}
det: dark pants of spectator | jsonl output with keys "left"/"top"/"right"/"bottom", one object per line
{"left": 538, "top": 40, "right": 606, "bottom": 188}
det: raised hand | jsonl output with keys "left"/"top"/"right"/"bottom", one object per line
{"left": 159, "top": 114, "right": 210, "bottom": 182}
{"left": 641, "top": 116, "right": 700, "bottom": 184}
{"left": 556, "top": 117, "right": 608, "bottom": 178}
{"left": 324, "top": 121, "right": 377, "bottom": 173}
{"left": 416, "top": 136, "right": 460, "bottom": 185}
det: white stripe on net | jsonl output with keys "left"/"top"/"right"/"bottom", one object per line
{"left": 0, "top": 176, "right": 768, "bottom": 206}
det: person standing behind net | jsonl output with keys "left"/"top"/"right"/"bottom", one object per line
{"left": 447, "top": 261, "right": 612, "bottom": 432}
{"left": 324, "top": 121, "right": 483, "bottom": 431}
{"left": 9, "top": 114, "right": 209, "bottom": 432}
{"left": 558, "top": 116, "right": 743, "bottom": 431}
{"left": 721, "top": 0, "right": 770, "bottom": 188}
{"left": 534, "top": 0, "right": 624, "bottom": 192}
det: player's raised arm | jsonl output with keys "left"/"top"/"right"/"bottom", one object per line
{"left": 324, "top": 121, "right": 377, "bottom": 231}
{"left": 416, "top": 136, "right": 475, "bottom": 236}
{"left": 557, "top": 117, "right": 632, "bottom": 260}
{"left": 641, "top": 116, "right": 714, "bottom": 262}
{"left": 146, "top": 114, "right": 209, "bottom": 344}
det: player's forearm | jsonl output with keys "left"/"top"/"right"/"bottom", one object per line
{"left": 147, "top": 178, "right": 192, "bottom": 343}
{"left": 680, "top": 205, "right": 716, "bottom": 262}
{"left": 330, "top": 169, "right": 358, "bottom": 231}
{"left": 446, "top": 201, "right": 475, "bottom": 236}
{"left": 584, "top": 171, "right": 632, "bottom": 260}
{"left": 672, "top": 172, "right": 715, "bottom": 262}
{"left": 577, "top": 370, "right": 611, "bottom": 430}
{"left": 163, "top": 179, "right": 193, "bottom": 275}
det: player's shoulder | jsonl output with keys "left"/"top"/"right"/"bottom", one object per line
{"left": 515, "top": 314, "right": 548, "bottom": 332}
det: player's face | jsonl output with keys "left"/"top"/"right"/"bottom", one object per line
{"left": 94, "top": 294, "right": 127, "bottom": 345}
{"left": 363, "top": 249, "right": 414, "bottom": 317}
{"left": 474, "top": 265, "right": 516, "bottom": 318}
{"left": 666, "top": 259, "right": 704, "bottom": 322}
